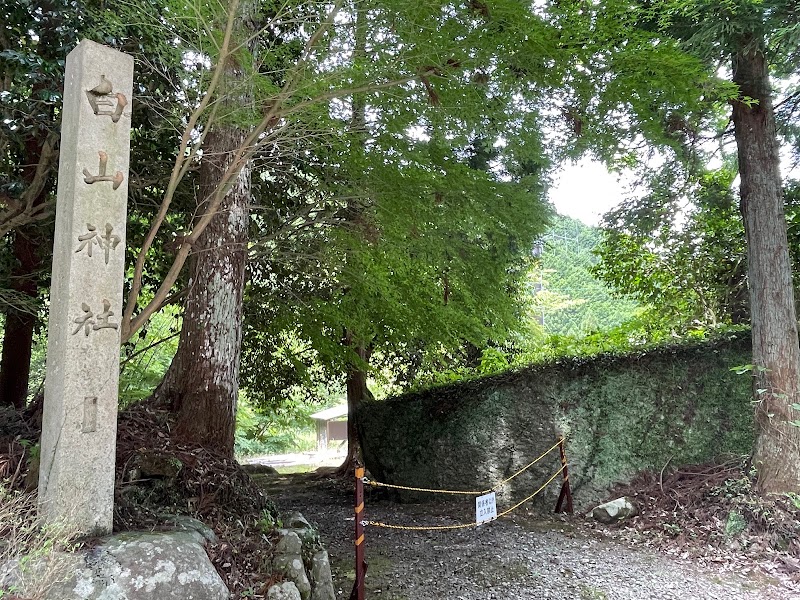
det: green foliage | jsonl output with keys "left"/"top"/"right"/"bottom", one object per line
{"left": 478, "top": 347, "right": 511, "bottom": 375}
{"left": 240, "top": 0, "right": 563, "bottom": 404}
{"left": 118, "top": 308, "right": 180, "bottom": 406}
{"left": 786, "top": 492, "right": 800, "bottom": 510}
{"left": 654, "top": 0, "right": 800, "bottom": 62}
{"left": 729, "top": 363, "right": 768, "bottom": 376}
{"left": 724, "top": 510, "right": 747, "bottom": 537}
{"left": 239, "top": 0, "right": 742, "bottom": 403}
{"left": 595, "top": 170, "right": 800, "bottom": 328}
{"left": 705, "top": 466, "right": 800, "bottom": 546}
{"left": 525, "top": 314, "right": 748, "bottom": 365}
{"left": 256, "top": 509, "right": 281, "bottom": 533}
{"left": 545, "top": 0, "right": 735, "bottom": 165}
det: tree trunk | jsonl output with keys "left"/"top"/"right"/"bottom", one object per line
{"left": 339, "top": 339, "right": 373, "bottom": 474}
{"left": 0, "top": 130, "right": 52, "bottom": 409}
{"left": 733, "top": 35, "right": 800, "bottom": 493}
{"left": 0, "top": 12, "right": 61, "bottom": 408}
{"left": 336, "top": 2, "right": 372, "bottom": 475}
{"left": 159, "top": 128, "right": 250, "bottom": 457}
{"left": 0, "top": 228, "right": 41, "bottom": 408}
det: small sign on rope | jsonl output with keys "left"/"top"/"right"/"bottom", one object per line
{"left": 475, "top": 491, "right": 497, "bottom": 525}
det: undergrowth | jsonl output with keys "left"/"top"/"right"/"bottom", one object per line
{"left": 605, "top": 458, "right": 800, "bottom": 571}
{"left": 0, "top": 483, "right": 79, "bottom": 600}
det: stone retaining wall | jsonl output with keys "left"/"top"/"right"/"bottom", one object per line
{"left": 358, "top": 334, "right": 754, "bottom": 509}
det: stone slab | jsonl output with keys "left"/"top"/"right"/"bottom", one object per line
{"left": 39, "top": 39, "right": 133, "bottom": 535}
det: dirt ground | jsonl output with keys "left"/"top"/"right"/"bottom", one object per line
{"left": 258, "top": 473, "right": 800, "bottom": 600}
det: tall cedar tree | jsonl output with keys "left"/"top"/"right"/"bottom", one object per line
{"left": 152, "top": 0, "right": 255, "bottom": 455}
{"left": 340, "top": 1, "right": 371, "bottom": 473}
{"left": 651, "top": 0, "right": 800, "bottom": 492}
{"left": 156, "top": 127, "right": 250, "bottom": 454}
{"left": 733, "top": 30, "right": 800, "bottom": 492}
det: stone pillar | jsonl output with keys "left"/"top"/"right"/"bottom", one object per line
{"left": 39, "top": 40, "right": 133, "bottom": 536}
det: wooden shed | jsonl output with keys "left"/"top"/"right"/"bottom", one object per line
{"left": 310, "top": 404, "right": 348, "bottom": 452}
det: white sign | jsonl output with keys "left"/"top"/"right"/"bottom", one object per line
{"left": 475, "top": 492, "right": 497, "bottom": 525}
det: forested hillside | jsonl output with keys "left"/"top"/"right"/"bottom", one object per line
{"left": 531, "top": 215, "right": 639, "bottom": 338}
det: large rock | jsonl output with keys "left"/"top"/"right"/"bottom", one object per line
{"left": 240, "top": 463, "right": 279, "bottom": 476}
{"left": 272, "top": 532, "right": 311, "bottom": 600}
{"left": 357, "top": 334, "right": 754, "bottom": 510}
{"left": 268, "top": 582, "right": 302, "bottom": 600}
{"left": 160, "top": 515, "right": 218, "bottom": 545}
{"left": 309, "top": 550, "right": 335, "bottom": 600}
{"left": 591, "top": 497, "right": 639, "bottom": 524}
{"left": 3, "top": 531, "right": 228, "bottom": 600}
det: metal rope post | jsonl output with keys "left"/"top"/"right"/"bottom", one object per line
{"left": 351, "top": 465, "right": 367, "bottom": 600}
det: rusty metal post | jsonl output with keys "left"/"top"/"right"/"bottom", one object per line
{"left": 554, "top": 437, "right": 574, "bottom": 514}
{"left": 351, "top": 465, "right": 366, "bottom": 600}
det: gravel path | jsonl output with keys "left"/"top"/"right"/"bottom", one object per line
{"left": 261, "top": 474, "right": 798, "bottom": 600}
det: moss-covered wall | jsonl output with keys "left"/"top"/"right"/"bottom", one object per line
{"left": 357, "top": 334, "right": 754, "bottom": 509}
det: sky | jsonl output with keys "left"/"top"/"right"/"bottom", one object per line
{"left": 549, "top": 152, "right": 800, "bottom": 228}
{"left": 547, "top": 159, "right": 634, "bottom": 227}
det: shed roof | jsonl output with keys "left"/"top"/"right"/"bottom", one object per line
{"left": 310, "top": 404, "right": 349, "bottom": 421}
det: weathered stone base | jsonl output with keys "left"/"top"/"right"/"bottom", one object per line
{"left": 2, "top": 529, "right": 228, "bottom": 600}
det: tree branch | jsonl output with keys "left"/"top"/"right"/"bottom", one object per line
{"left": 121, "top": 0, "right": 442, "bottom": 342}
{"left": 0, "top": 131, "right": 59, "bottom": 237}
{"left": 121, "top": 0, "right": 241, "bottom": 340}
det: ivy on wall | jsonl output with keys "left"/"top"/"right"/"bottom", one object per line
{"left": 359, "top": 332, "right": 754, "bottom": 507}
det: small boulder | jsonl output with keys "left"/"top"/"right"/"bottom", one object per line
{"left": 160, "top": 515, "right": 218, "bottom": 545}
{"left": 275, "top": 531, "right": 304, "bottom": 555}
{"left": 277, "top": 512, "right": 318, "bottom": 549}
{"left": 283, "top": 512, "right": 312, "bottom": 530}
{"left": 591, "top": 497, "right": 639, "bottom": 524}
{"left": 273, "top": 532, "right": 311, "bottom": 600}
{"left": 268, "top": 581, "right": 302, "bottom": 600}
{"left": 309, "top": 550, "right": 335, "bottom": 600}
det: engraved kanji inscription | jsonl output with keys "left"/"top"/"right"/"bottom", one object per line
{"left": 85, "top": 75, "right": 128, "bottom": 123}
{"left": 75, "top": 223, "right": 121, "bottom": 264}
{"left": 83, "top": 151, "right": 124, "bottom": 190}
{"left": 72, "top": 299, "right": 119, "bottom": 336}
